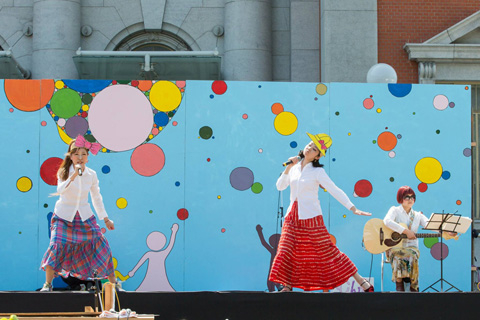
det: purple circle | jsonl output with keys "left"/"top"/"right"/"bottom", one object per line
{"left": 449, "top": 102, "right": 455, "bottom": 108}
{"left": 65, "top": 116, "right": 89, "bottom": 138}
{"left": 464, "top": 148, "right": 472, "bottom": 157}
{"left": 230, "top": 167, "right": 254, "bottom": 191}
{"left": 431, "top": 242, "right": 449, "bottom": 260}
{"left": 397, "top": 134, "right": 402, "bottom": 139}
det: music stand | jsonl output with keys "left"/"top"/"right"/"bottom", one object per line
{"left": 422, "top": 212, "right": 461, "bottom": 292}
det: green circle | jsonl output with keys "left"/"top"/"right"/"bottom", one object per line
{"left": 82, "top": 93, "right": 93, "bottom": 104}
{"left": 117, "top": 80, "right": 130, "bottom": 84}
{"left": 372, "top": 140, "right": 377, "bottom": 144}
{"left": 436, "top": 129, "right": 440, "bottom": 134}
{"left": 389, "top": 177, "right": 394, "bottom": 182}
{"left": 199, "top": 126, "right": 213, "bottom": 139}
{"left": 423, "top": 237, "right": 438, "bottom": 248}
{"left": 43, "top": 203, "right": 48, "bottom": 208}
{"left": 50, "top": 89, "right": 82, "bottom": 118}
{"left": 84, "top": 134, "right": 96, "bottom": 143}
{"left": 335, "top": 111, "right": 340, "bottom": 116}
{"left": 251, "top": 182, "right": 263, "bottom": 194}
{"left": 149, "top": 210, "right": 153, "bottom": 214}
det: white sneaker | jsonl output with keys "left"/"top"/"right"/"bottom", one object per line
{"left": 40, "top": 282, "right": 53, "bottom": 292}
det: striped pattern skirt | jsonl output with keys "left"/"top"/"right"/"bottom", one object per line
{"left": 40, "top": 213, "right": 114, "bottom": 280}
{"left": 269, "top": 201, "right": 357, "bottom": 291}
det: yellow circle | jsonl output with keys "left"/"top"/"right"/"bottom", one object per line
{"left": 316, "top": 84, "right": 327, "bottom": 95}
{"left": 55, "top": 80, "right": 64, "bottom": 89}
{"left": 116, "top": 197, "right": 128, "bottom": 209}
{"left": 82, "top": 104, "right": 89, "bottom": 111}
{"left": 149, "top": 81, "right": 182, "bottom": 112}
{"left": 274, "top": 112, "right": 298, "bottom": 136}
{"left": 348, "top": 132, "right": 351, "bottom": 136}
{"left": 376, "top": 108, "right": 382, "bottom": 113}
{"left": 148, "top": 134, "right": 153, "bottom": 139}
{"left": 17, "top": 176, "right": 32, "bottom": 192}
{"left": 217, "top": 195, "right": 221, "bottom": 199}
{"left": 415, "top": 157, "right": 442, "bottom": 184}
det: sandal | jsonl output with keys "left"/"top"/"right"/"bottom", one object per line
{"left": 280, "top": 285, "right": 292, "bottom": 292}
{"left": 360, "top": 279, "right": 374, "bottom": 292}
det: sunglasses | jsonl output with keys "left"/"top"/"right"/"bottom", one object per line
{"left": 403, "top": 195, "right": 415, "bottom": 200}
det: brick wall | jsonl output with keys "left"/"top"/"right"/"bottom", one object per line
{"left": 377, "top": 1, "right": 479, "bottom": 83}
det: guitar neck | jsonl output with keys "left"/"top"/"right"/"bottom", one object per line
{"left": 402, "top": 232, "right": 439, "bottom": 239}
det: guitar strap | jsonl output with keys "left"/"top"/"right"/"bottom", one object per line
{"left": 407, "top": 210, "right": 415, "bottom": 230}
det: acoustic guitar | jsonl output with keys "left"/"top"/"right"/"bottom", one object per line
{"left": 363, "top": 218, "right": 458, "bottom": 254}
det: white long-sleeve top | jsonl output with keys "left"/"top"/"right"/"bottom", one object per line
{"left": 54, "top": 165, "right": 108, "bottom": 222}
{"left": 383, "top": 205, "right": 429, "bottom": 248}
{"left": 276, "top": 161, "right": 354, "bottom": 220}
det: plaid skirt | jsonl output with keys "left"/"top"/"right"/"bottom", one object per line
{"left": 40, "top": 213, "right": 114, "bottom": 280}
{"left": 269, "top": 201, "right": 358, "bottom": 291}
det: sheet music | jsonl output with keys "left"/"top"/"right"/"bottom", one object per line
{"left": 426, "top": 213, "right": 471, "bottom": 234}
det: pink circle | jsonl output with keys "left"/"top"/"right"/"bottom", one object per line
{"left": 173, "top": 121, "right": 178, "bottom": 126}
{"left": 363, "top": 98, "right": 374, "bottom": 109}
{"left": 176, "top": 81, "right": 186, "bottom": 89}
{"left": 9, "top": 108, "right": 13, "bottom": 113}
{"left": 41, "top": 121, "right": 47, "bottom": 126}
{"left": 89, "top": 85, "right": 153, "bottom": 152}
{"left": 242, "top": 114, "right": 248, "bottom": 119}
{"left": 152, "top": 128, "right": 159, "bottom": 135}
{"left": 433, "top": 95, "right": 449, "bottom": 111}
{"left": 130, "top": 143, "right": 165, "bottom": 176}
{"left": 221, "top": 228, "right": 226, "bottom": 233}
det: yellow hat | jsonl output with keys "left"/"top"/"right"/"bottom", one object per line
{"left": 307, "top": 132, "right": 332, "bottom": 156}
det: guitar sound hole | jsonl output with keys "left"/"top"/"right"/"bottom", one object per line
{"left": 391, "top": 232, "right": 401, "bottom": 241}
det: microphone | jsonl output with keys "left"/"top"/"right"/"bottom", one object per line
{"left": 282, "top": 156, "right": 301, "bottom": 167}
{"left": 75, "top": 164, "right": 83, "bottom": 176}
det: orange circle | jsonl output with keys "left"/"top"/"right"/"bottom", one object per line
{"left": 5, "top": 79, "right": 55, "bottom": 112}
{"left": 377, "top": 131, "right": 397, "bottom": 151}
{"left": 271, "top": 103, "right": 284, "bottom": 115}
{"left": 138, "top": 80, "right": 153, "bottom": 92}
{"left": 329, "top": 234, "right": 336, "bottom": 245}
{"left": 456, "top": 200, "right": 462, "bottom": 205}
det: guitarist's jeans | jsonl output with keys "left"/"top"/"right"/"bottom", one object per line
{"left": 388, "top": 247, "right": 420, "bottom": 291}
{"left": 269, "top": 201, "right": 358, "bottom": 291}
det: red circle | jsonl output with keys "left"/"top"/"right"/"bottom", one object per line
{"left": 212, "top": 81, "right": 227, "bottom": 95}
{"left": 418, "top": 182, "right": 428, "bottom": 192}
{"left": 207, "top": 158, "right": 211, "bottom": 162}
{"left": 177, "top": 208, "right": 189, "bottom": 220}
{"left": 354, "top": 179, "right": 373, "bottom": 197}
{"left": 131, "top": 80, "right": 139, "bottom": 87}
{"left": 40, "top": 157, "right": 63, "bottom": 186}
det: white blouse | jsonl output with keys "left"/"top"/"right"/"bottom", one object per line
{"left": 276, "top": 161, "right": 354, "bottom": 220}
{"left": 53, "top": 165, "right": 108, "bottom": 222}
{"left": 383, "top": 205, "right": 429, "bottom": 248}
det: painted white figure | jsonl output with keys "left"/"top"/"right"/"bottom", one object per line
{"left": 128, "top": 223, "right": 179, "bottom": 291}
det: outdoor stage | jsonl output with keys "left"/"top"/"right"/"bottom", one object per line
{"left": 0, "top": 291, "right": 478, "bottom": 320}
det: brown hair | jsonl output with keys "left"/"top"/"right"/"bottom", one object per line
{"left": 57, "top": 139, "right": 89, "bottom": 181}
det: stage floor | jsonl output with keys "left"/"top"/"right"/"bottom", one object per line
{"left": 1, "top": 290, "right": 478, "bottom": 320}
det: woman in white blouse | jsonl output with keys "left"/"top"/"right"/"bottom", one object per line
{"left": 269, "top": 133, "right": 374, "bottom": 292}
{"left": 383, "top": 186, "right": 427, "bottom": 292}
{"left": 40, "top": 136, "right": 116, "bottom": 291}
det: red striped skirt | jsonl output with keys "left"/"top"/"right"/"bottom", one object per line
{"left": 269, "top": 201, "right": 357, "bottom": 291}
{"left": 40, "top": 213, "right": 114, "bottom": 280}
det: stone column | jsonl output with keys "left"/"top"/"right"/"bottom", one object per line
{"left": 321, "top": 0, "right": 377, "bottom": 82}
{"left": 224, "top": 0, "right": 272, "bottom": 81}
{"left": 32, "top": 0, "right": 81, "bottom": 79}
